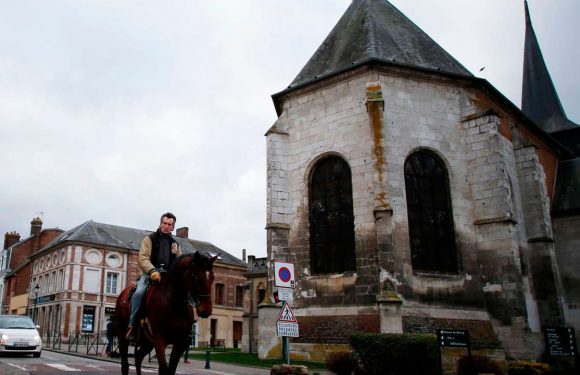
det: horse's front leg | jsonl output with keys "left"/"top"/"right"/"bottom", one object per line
{"left": 134, "top": 338, "right": 154, "bottom": 375}
{"left": 153, "top": 339, "right": 169, "bottom": 375}
{"left": 117, "top": 336, "right": 130, "bottom": 375}
{"left": 168, "top": 344, "right": 187, "bottom": 375}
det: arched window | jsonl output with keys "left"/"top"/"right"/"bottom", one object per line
{"left": 309, "top": 156, "right": 356, "bottom": 274}
{"left": 404, "top": 150, "right": 457, "bottom": 273}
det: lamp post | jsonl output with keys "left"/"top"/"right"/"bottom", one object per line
{"left": 33, "top": 284, "right": 40, "bottom": 323}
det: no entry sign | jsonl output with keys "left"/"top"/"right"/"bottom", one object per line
{"left": 274, "top": 262, "right": 295, "bottom": 288}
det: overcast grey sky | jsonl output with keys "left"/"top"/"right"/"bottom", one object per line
{"left": 1, "top": 0, "right": 578, "bottom": 260}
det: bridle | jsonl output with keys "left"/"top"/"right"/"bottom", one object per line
{"left": 187, "top": 262, "right": 214, "bottom": 308}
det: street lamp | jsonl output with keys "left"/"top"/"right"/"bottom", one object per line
{"left": 33, "top": 284, "right": 40, "bottom": 323}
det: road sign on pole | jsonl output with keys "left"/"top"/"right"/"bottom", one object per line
{"left": 277, "top": 301, "right": 297, "bottom": 322}
{"left": 274, "top": 262, "right": 295, "bottom": 288}
{"left": 277, "top": 322, "right": 299, "bottom": 337}
{"left": 277, "top": 287, "right": 293, "bottom": 302}
{"left": 276, "top": 301, "right": 299, "bottom": 337}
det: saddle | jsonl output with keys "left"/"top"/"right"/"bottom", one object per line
{"left": 127, "top": 283, "right": 158, "bottom": 341}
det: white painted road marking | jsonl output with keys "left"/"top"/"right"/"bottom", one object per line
{"left": 7, "top": 363, "right": 28, "bottom": 370}
{"left": 46, "top": 363, "right": 83, "bottom": 371}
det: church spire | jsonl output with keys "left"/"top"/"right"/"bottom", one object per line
{"left": 522, "top": 0, "right": 578, "bottom": 133}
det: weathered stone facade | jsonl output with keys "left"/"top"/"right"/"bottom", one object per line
{"left": 261, "top": 0, "right": 576, "bottom": 363}
{"left": 263, "top": 70, "right": 563, "bottom": 361}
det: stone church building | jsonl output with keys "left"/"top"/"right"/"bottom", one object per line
{"left": 261, "top": 0, "right": 579, "bottom": 362}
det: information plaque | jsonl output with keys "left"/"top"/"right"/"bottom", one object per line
{"left": 437, "top": 328, "right": 470, "bottom": 348}
{"left": 544, "top": 327, "right": 576, "bottom": 356}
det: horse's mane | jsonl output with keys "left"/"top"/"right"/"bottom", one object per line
{"left": 170, "top": 251, "right": 213, "bottom": 273}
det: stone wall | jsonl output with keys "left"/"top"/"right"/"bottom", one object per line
{"left": 553, "top": 215, "right": 580, "bottom": 336}
{"left": 265, "top": 66, "right": 557, "bottom": 359}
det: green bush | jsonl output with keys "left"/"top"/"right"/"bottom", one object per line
{"left": 349, "top": 332, "right": 439, "bottom": 375}
{"left": 457, "top": 355, "right": 503, "bottom": 375}
{"left": 326, "top": 351, "right": 356, "bottom": 375}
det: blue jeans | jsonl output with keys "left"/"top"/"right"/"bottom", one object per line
{"left": 128, "top": 274, "right": 149, "bottom": 327}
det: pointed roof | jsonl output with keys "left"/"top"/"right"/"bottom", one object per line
{"left": 521, "top": 1, "right": 578, "bottom": 133}
{"left": 287, "top": 0, "right": 472, "bottom": 90}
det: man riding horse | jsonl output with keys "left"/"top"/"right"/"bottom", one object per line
{"left": 116, "top": 212, "right": 216, "bottom": 375}
{"left": 126, "top": 212, "right": 181, "bottom": 340}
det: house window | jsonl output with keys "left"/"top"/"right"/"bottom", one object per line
{"left": 105, "top": 272, "right": 119, "bottom": 294}
{"left": 38, "top": 275, "right": 43, "bottom": 295}
{"left": 83, "top": 268, "right": 100, "bottom": 293}
{"left": 309, "top": 156, "right": 356, "bottom": 274}
{"left": 235, "top": 286, "right": 243, "bottom": 307}
{"left": 215, "top": 283, "right": 225, "bottom": 305}
{"left": 404, "top": 150, "right": 457, "bottom": 274}
{"left": 58, "top": 269, "right": 64, "bottom": 291}
{"left": 50, "top": 271, "right": 57, "bottom": 293}
{"left": 30, "top": 277, "right": 37, "bottom": 297}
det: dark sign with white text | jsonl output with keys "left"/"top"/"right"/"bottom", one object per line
{"left": 437, "top": 329, "right": 470, "bottom": 348}
{"left": 544, "top": 327, "right": 576, "bottom": 356}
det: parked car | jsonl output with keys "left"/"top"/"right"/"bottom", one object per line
{"left": 0, "top": 315, "right": 42, "bottom": 357}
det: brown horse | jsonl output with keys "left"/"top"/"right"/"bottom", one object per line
{"left": 114, "top": 252, "right": 217, "bottom": 375}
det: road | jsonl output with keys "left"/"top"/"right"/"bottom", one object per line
{"left": 0, "top": 350, "right": 277, "bottom": 375}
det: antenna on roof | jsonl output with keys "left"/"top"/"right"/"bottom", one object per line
{"left": 35, "top": 211, "right": 45, "bottom": 220}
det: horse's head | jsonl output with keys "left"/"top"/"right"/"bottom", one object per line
{"left": 182, "top": 251, "right": 217, "bottom": 318}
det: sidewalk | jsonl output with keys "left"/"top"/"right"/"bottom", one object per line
{"left": 46, "top": 347, "right": 271, "bottom": 374}
{"left": 41, "top": 346, "right": 332, "bottom": 375}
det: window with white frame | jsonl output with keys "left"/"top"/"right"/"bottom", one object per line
{"left": 44, "top": 273, "right": 49, "bottom": 294}
{"left": 30, "top": 277, "right": 37, "bottom": 297}
{"left": 83, "top": 268, "right": 100, "bottom": 293}
{"left": 50, "top": 271, "right": 56, "bottom": 293}
{"left": 58, "top": 268, "right": 64, "bottom": 291}
{"left": 38, "top": 275, "right": 43, "bottom": 295}
{"left": 105, "top": 272, "right": 120, "bottom": 295}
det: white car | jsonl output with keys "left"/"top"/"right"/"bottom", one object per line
{"left": 0, "top": 315, "right": 42, "bottom": 357}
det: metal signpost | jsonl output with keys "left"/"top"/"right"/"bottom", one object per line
{"left": 274, "top": 261, "right": 297, "bottom": 365}
{"left": 276, "top": 301, "right": 299, "bottom": 364}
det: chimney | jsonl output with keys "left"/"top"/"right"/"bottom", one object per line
{"left": 30, "top": 217, "right": 43, "bottom": 236}
{"left": 176, "top": 227, "right": 189, "bottom": 238}
{"left": 4, "top": 231, "right": 21, "bottom": 249}
{"left": 242, "top": 249, "right": 246, "bottom": 262}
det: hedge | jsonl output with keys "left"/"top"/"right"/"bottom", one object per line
{"left": 349, "top": 332, "right": 439, "bottom": 375}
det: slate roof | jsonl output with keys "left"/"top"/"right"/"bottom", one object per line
{"left": 551, "top": 127, "right": 580, "bottom": 158}
{"left": 521, "top": 1, "right": 579, "bottom": 134}
{"left": 37, "top": 220, "right": 246, "bottom": 268}
{"left": 286, "top": 0, "right": 472, "bottom": 91}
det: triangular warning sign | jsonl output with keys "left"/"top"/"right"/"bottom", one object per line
{"left": 277, "top": 301, "right": 297, "bottom": 322}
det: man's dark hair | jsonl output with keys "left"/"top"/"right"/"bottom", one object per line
{"left": 160, "top": 212, "right": 177, "bottom": 223}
